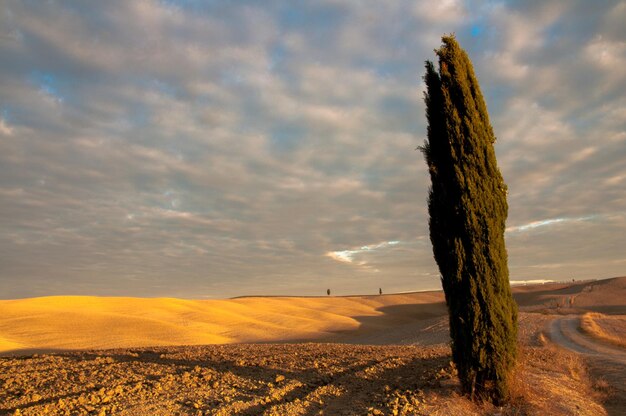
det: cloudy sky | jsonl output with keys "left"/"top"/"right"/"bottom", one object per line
{"left": 1, "top": 1, "right": 625, "bottom": 299}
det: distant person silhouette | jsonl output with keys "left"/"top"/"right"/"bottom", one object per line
{"left": 327, "top": 289, "right": 330, "bottom": 296}
{"left": 379, "top": 288, "right": 382, "bottom": 295}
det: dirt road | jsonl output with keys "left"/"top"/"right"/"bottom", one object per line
{"left": 549, "top": 315, "right": 626, "bottom": 415}
{"left": 549, "top": 316, "right": 626, "bottom": 363}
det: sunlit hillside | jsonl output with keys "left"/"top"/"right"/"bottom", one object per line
{"left": 0, "top": 291, "right": 446, "bottom": 353}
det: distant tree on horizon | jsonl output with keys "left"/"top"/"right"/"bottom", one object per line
{"left": 421, "top": 35, "right": 518, "bottom": 404}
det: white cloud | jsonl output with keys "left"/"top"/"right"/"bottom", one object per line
{"left": 327, "top": 240, "right": 400, "bottom": 264}
{"left": 0, "top": 117, "right": 13, "bottom": 135}
{"left": 506, "top": 216, "right": 599, "bottom": 233}
{"left": 413, "top": 0, "right": 466, "bottom": 24}
{"left": 584, "top": 35, "right": 626, "bottom": 69}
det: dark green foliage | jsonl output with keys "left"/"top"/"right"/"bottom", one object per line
{"left": 421, "top": 36, "right": 518, "bottom": 404}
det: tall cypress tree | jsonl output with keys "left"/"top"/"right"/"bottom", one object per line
{"left": 421, "top": 35, "right": 517, "bottom": 403}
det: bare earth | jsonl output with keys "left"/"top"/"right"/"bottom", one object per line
{"left": 1, "top": 277, "right": 625, "bottom": 415}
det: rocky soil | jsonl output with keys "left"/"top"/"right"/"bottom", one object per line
{"left": 0, "top": 333, "right": 609, "bottom": 415}
{"left": 1, "top": 343, "right": 458, "bottom": 416}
